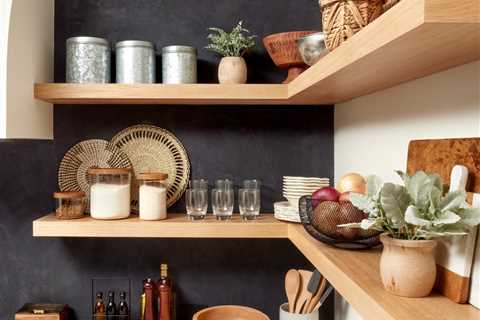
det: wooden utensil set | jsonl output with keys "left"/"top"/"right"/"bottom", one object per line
{"left": 285, "top": 269, "right": 329, "bottom": 314}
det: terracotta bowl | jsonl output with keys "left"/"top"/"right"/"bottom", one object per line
{"left": 263, "top": 31, "right": 316, "bottom": 83}
{"left": 193, "top": 305, "right": 270, "bottom": 320}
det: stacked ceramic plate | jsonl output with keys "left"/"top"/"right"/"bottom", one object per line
{"left": 283, "top": 176, "right": 330, "bottom": 208}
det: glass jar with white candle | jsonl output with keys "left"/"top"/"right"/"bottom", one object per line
{"left": 88, "top": 168, "right": 131, "bottom": 220}
{"left": 137, "top": 172, "right": 168, "bottom": 221}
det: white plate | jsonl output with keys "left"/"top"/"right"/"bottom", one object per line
{"left": 283, "top": 191, "right": 313, "bottom": 197}
{"left": 283, "top": 186, "right": 327, "bottom": 192}
{"left": 284, "top": 176, "right": 329, "bottom": 181}
{"left": 283, "top": 181, "right": 329, "bottom": 186}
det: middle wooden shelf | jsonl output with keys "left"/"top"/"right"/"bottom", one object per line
{"left": 33, "top": 213, "right": 289, "bottom": 238}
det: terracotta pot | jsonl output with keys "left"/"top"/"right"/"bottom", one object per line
{"left": 218, "top": 57, "right": 247, "bottom": 84}
{"left": 380, "top": 234, "right": 437, "bottom": 297}
{"left": 262, "top": 31, "right": 315, "bottom": 83}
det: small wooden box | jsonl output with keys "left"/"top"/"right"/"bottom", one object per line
{"left": 15, "top": 304, "right": 68, "bottom": 320}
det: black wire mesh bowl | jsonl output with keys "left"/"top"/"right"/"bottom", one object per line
{"left": 299, "top": 195, "right": 380, "bottom": 249}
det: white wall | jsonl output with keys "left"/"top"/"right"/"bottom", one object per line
{"left": 334, "top": 60, "right": 480, "bottom": 319}
{"left": 2, "top": 0, "right": 54, "bottom": 139}
{"left": 0, "top": 0, "right": 12, "bottom": 138}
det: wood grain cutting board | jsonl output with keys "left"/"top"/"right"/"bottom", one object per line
{"left": 407, "top": 137, "right": 480, "bottom": 303}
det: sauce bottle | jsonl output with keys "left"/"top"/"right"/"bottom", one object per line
{"left": 94, "top": 292, "right": 106, "bottom": 320}
{"left": 158, "top": 264, "right": 172, "bottom": 320}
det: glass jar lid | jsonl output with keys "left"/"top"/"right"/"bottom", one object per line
{"left": 137, "top": 172, "right": 169, "bottom": 181}
{"left": 53, "top": 191, "right": 85, "bottom": 199}
{"left": 88, "top": 168, "right": 131, "bottom": 175}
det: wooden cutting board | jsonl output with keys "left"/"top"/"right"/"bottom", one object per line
{"left": 407, "top": 137, "right": 480, "bottom": 303}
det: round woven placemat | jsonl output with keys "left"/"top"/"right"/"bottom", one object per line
{"left": 110, "top": 125, "right": 190, "bottom": 210}
{"left": 58, "top": 139, "right": 132, "bottom": 211}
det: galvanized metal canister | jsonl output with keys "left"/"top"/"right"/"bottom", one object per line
{"left": 66, "top": 37, "right": 111, "bottom": 83}
{"left": 162, "top": 46, "right": 197, "bottom": 84}
{"left": 116, "top": 41, "right": 156, "bottom": 84}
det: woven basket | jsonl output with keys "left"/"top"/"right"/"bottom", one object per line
{"left": 383, "top": 0, "right": 400, "bottom": 11}
{"left": 110, "top": 125, "right": 190, "bottom": 211}
{"left": 319, "top": 0, "right": 383, "bottom": 50}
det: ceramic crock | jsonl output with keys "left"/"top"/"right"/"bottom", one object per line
{"left": 380, "top": 233, "right": 437, "bottom": 297}
{"left": 218, "top": 57, "right": 247, "bottom": 84}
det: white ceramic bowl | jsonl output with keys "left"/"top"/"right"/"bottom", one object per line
{"left": 284, "top": 195, "right": 301, "bottom": 208}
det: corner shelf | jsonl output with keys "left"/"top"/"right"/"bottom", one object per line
{"left": 34, "top": 0, "right": 480, "bottom": 106}
{"left": 32, "top": 213, "right": 480, "bottom": 320}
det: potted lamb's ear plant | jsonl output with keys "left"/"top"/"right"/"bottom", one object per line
{"left": 340, "top": 171, "right": 480, "bottom": 298}
{"left": 206, "top": 21, "right": 256, "bottom": 84}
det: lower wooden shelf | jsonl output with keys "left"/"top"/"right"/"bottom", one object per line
{"left": 33, "top": 213, "right": 288, "bottom": 238}
{"left": 32, "top": 213, "right": 480, "bottom": 320}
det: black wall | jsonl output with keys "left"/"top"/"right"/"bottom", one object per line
{"left": 0, "top": 1, "right": 335, "bottom": 319}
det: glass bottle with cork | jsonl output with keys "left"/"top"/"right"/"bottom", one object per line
{"left": 106, "top": 291, "right": 117, "bottom": 319}
{"left": 157, "top": 264, "right": 173, "bottom": 320}
{"left": 118, "top": 291, "right": 129, "bottom": 320}
{"left": 94, "top": 292, "right": 106, "bottom": 320}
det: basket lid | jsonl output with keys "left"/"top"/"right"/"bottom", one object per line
{"left": 88, "top": 168, "right": 131, "bottom": 175}
{"left": 53, "top": 191, "right": 85, "bottom": 199}
{"left": 137, "top": 172, "right": 169, "bottom": 181}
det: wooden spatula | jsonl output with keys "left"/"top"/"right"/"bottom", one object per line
{"left": 294, "top": 270, "right": 313, "bottom": 314}
{"left": 302, "top": 269, "right": 322, "bottom": 313}
{"left": 307, "top": 276, "right": 328, "bottom": 313}
{"left": 285, "top": 269, "right": 301, "bottom": 313}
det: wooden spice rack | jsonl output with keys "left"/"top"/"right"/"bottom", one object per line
{"left": 34, "top": 0, "right": 479, "bottom": 106}
{"left": 33, "top": 213, "right": 480, "bottom": 320}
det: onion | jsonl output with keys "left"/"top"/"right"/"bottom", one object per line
{"left": 312, "top": 187, "right": 340, "bottom": 206}
{"left": 338, "top": 173, "right": 366, "bottom": 194}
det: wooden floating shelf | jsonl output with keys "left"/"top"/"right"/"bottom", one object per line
{"left": 33, "top": 213, "right": 288, "bottom": 238}
{"left": 288, "top": 225, "right": 480, "bottom": 320}
{"left": 33, "top": 213, "right": 480, "bottom": 319}
{"left": 34, "top": 0, "right": 480, "bottom": 106}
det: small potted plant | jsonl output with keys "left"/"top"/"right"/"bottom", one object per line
{"left": 206, "top": 21, "right": 256, "bottom": 84}
{"left": 341, "top": 171, "right": 480, "bottom": 298}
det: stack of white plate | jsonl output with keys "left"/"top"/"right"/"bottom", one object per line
{"left": 283, "top": 176, "right": 330, "bottom": 208}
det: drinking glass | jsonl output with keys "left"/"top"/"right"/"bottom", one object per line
{"left": 190, "top": 179, "right": 208, "bottom": 190}
{"left": 212, "top": 188, "right": 234, "bottom": 220}
{"left": 243, "top": 179, "right": 261, "bottom": 190}
{"left": 185, "top": 189, "right": 208, "bottom": 220}
{"left": 215, "top": 179, "right": 234, "bottom": 190}
{"left": 239, "top": 188, "right": 261, "bottom": 220}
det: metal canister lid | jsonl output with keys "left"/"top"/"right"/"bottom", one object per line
{"left": 66, "top": 36, "right": 109, "bottom": 46}
{"left": 116, "top": 40, "right": 154, "bottom": 49}
{"left": 162, "top": 45, "right": 197, "bottom": 55}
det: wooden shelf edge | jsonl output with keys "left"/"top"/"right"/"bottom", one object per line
{"left": 32, "top": 213, "right": 289, "bottom": 238}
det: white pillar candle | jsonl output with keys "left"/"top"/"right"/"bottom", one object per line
{"left": 90, "top": 183, "right": 130, "bottom": 219}
{"left": 139, "top": 184, "right": 167, "bottom": 220}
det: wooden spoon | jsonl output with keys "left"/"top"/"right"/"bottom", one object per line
{"left": 307, "top": 276, "right": 328, "bottom": 313}
{"left": 295, "top": 270, "right": 313, "bottom": 314}
{"left": 285, "top": 269, "right": 301, "bottom": 313}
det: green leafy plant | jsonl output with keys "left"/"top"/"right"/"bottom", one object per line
{"left": 340, "top": 171, "right": 480, "bottom": 240}
{"left": 206, "top": 21, "right": 256, "bottom": 57}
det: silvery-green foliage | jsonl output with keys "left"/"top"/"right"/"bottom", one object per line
{"left": 206, "top": 21, "right": 256, "bottom": 57}
{"left": 343, "top": 170, "right": 480, "bottom": 240}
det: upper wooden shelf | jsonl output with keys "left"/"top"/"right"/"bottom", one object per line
{"left": 34, "top": 0, "right": 480, "bottom": 106}
{"left": 33, "top": 213, "right": 480, "bottom": 319}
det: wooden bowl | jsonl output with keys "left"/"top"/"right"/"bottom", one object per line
{"left": 193, "top": 305, "right": 270, "bottom": 320}
{"left": 263, "top": 31, "right": 316, "bottom": 83}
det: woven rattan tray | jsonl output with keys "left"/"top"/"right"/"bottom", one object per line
{"left": 58, "top": 139, "right": 132, "bottom": 211}
{"left": 110, "top": 125, "right": 190, "bottom": 210}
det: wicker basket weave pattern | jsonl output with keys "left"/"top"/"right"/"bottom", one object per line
{"left": 111, "top": 125, "right": 190, "bottom": 210}
{"left": 58, "top": 139, "right": 132, "bottom": 211}
{"left": 319, "top": 0, "right": 383, "bottom": 50}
